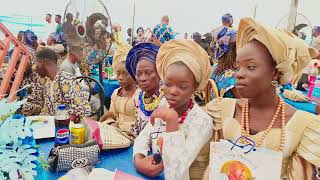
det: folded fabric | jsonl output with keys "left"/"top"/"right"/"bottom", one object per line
{"left": 283, "top": 89, "right": 309, "bottom": 102}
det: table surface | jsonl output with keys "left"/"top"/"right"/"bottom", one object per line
{"left": 280, "top": 92, "right": 317, "bottom": 114}
{"left": 35, "top": 139, "right": 164, "bottom": 180}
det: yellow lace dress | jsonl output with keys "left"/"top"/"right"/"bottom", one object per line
{"left": 102, "top": 88, "right": 139, "bottom": 132}
{"left": 203, "top": 98, "right": 320, "bottom": 179}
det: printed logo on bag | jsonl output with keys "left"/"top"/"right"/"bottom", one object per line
{"left": 219, "top": 160, "right": 253, "bottom": 179}
{"left": 56, "top": 129, "right": 70, "bottom": 143}
{"left": 71, "top": 158, "right": 88, "bottom": 168}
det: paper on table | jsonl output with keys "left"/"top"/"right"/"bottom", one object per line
{"left": 88, "top": 168, "right": 115, "bottom": 180}
{"left": 114, "top": 169, "right": 144, "bottom": 180}
{"left": 28, "top": 116, "right": 55, "bottom": 139}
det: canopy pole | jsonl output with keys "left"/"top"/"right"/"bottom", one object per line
{"left": 131, "top": 2, "right": 136, "bottom": 45}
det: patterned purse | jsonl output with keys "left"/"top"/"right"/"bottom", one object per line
{"left": 48, "top": 140, "right": 100, "bottom": 172}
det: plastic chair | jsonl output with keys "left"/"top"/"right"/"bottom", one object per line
{"left": 204, "top": 79, "right": 220, "bottom": 104}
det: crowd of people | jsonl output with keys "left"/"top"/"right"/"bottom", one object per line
{"left": 6, "top": 11, "right": 320, "bottom": 180}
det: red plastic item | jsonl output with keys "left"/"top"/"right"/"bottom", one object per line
{"left": 114, "top": 169, "right": 144, "bottom": 180}
{"left": 0, "top": 22, "right": 30, "bottom": 102}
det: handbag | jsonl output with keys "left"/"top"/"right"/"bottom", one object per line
{"left": 98, "top": 122, "right": 135, "bottom": 150}
{"left": 48, "top": 140, "right": 100, "bottom": 172}
{"left": 84, "top": 118, "right": 135, "bottom": 150}
{"left": 209, "top": 137, "right": 282, "bottom": 180}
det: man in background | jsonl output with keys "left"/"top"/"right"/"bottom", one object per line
{"left": 35, "top": 48, "right": 91, "bottom": 122}
{"left": 60, "top": 46, "right": 106, "bottom": 114}
{"left": 43, "top": 13, "right": 56, "bottom": 43}
{"left": 55, "top": 14, "right": 63, "bottom": 34}
{"left": 63, "top": 13, "right": 81, "bottom": 47}
{"left": 127, "top": 28, "right": 133, "bottom": 45}
{"left": 152, "top": 15, "right": 175, "bottom": 44}
{"left": 210, "top": 13, "right": 234, "bottom": 61}
{"left": 221, "top": 13, "right": 233, "bottom": 28}
{"left": 60, "top": 46, "right": 83, "bottom": 77}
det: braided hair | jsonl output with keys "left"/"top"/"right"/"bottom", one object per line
{"left": 213, "top": 42, "right": 237, "bottom": 76}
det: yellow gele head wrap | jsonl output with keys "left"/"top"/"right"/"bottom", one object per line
{"left": 112, "top": 44, "right": 132, "bottom": 72}
{"left": 237, "top": 17, "right": 318, "bottom": 85}
{"left": 156, "top": 39, "right": 212, "bottom": 91}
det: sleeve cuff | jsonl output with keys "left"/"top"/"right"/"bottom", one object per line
{"left": 162, "top": 131, "right": 185, "bottom": 142}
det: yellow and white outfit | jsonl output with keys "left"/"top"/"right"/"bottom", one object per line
{"left": 133, "top": 39, "right": 213, "bottom": 180}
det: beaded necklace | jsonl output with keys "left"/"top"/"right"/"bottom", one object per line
{"left": 139, "top": 89, "right": 164, "bottom": 117}
{"left": 241, "top": 96, "right": 286, "bottom": 151}
{"left": 149, "top": 99, "right": 194, "bottom": 141}
{"left": 176, "top": 99, "right": 194, "bottom": 124}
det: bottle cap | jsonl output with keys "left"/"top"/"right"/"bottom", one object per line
{"left": 58, "top": 104, "right": 67, "bottom": 111}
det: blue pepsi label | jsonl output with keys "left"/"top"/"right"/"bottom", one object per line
{"left": 55, "top": 127, "right": 70, "bottom": 145}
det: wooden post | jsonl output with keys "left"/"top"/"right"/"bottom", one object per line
{"left": 131, "top": 2, "right": 135, "bottom": 45}
{"left": 287, "top": 0, "right": 298, "bottom": 32}
{"left": 253, "top": 4, "right": 257, "bottom": 18}
{"left": 251, "top": 0, "right": 258, "bottom": 18}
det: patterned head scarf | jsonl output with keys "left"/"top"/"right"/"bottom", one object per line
{"left": 126, "top": 43, "right": 160, "bottom": 81}
{"left": 156, "top": 39, "right": 212, "bottom": 91}
{"left": 23, "top": 30, "right": 38, "bottom": 46}
{"left": 222, "top": 13, "right": 233, "bottom": 23}
{"left": 113, "top": 44, "right": 132, "bottom": 72}
{"left": 237, "top": 18, "right": 318, "bottom": 85}
{"left": 49, "top": 32, "right": 66, "bottom": 45}
{"left": 213, "top": 26, "right": 237, "bottom": 60}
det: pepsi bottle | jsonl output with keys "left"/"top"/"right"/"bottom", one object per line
{"left": 54, "top": 104, "right": 70, "bottom": 146}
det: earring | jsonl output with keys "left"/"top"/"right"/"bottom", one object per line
{"left": 271, "top": 80, "right": 278, "bottom": 87}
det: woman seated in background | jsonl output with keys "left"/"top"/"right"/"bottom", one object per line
{"left": 134, "top": 27, "right": 146, "bottom": 45}
{"left": 126, "top": 43, "right": 164, "bottom": 136}
{"left": 99, "top": 44, "right": 139, "bottom": 133}
{"left": 211, "top": 26, "right": 239, "bottom": 98}
{"left": 133, "top": 39, "right": 213, "bottom": 179}
{"left": 204, "top": 18, "right": 320, "bottom": 180}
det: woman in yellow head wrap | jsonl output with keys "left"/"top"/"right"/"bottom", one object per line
{"left": 204, "top": 18, "right": 320, "bottom": 179}
{"left": 99, "top": 44, "right": 139, "bottom": 132}
{"left": 133, "top": 39, "right": 213, "bottom": 179}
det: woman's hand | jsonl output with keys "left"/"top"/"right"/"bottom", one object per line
{"left": 99, "top": 112, "right": 117, "bottom": 122}
{"left": 150, "top": 107, "right": 179, "bottom": 132}
{"left": 134, "top": 154, "right": 164, "bottom": 177}
{"left": 70, "top": 115, "right": 80, "bottom": 123}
